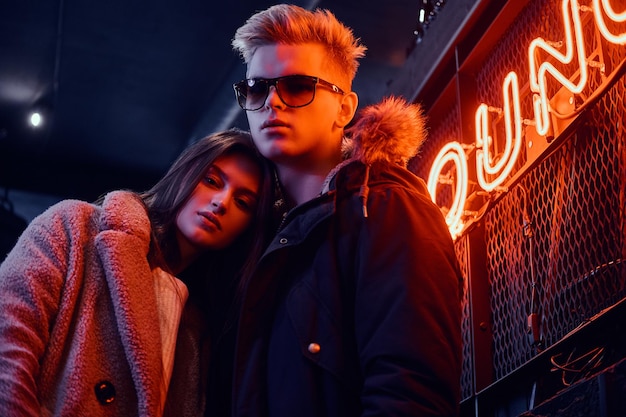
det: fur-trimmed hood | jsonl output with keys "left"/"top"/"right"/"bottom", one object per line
{"left": 323, "top": 96, "right": 427, "bottom": 217}
{"left": 343, "top": 95, "right": 427, "bottom": 167}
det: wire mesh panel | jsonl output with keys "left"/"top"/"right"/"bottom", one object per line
{"left": 485, "top": 92, "right": 626, "bottom": 379}
{"left": 411, "top": 0, "right": 626, "bottom": 405}
{"left": 478, "top": 0, "right": 626, "bottom": 383}
{"left": 454, "top": 233, "right": 473, "bottom": 401}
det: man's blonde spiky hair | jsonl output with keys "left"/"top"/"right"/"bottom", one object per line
{"left": 232, "top": 4, "right": 367, "bottom": 87}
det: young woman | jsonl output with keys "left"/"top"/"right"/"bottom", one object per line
{"left": 0, "top": 128, "right": 274, "bottom": 417}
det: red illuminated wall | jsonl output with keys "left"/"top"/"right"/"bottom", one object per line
{"left": 391, "top": 0, "right": 626, "bottom": 415}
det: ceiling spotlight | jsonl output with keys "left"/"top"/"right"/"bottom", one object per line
{"left": 28, "top": 110, "right": 44, "bottom": 128}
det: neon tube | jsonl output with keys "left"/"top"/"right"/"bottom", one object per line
{"left": 593, "top": 0, "right": 626, "bottom": 44}
{"left": 427, "top": 141, "right": 469, "bottom": 237}
{"left": 476, "top": 72, "right": 523, "bottom": 191}
{"left": 528, "top": 0, "right": 588, "bottom": 136}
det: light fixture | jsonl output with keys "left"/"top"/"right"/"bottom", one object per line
{"left": 27, "top": 96, "right": 53, "bottom": 130}
{"left": 413, "top": 0, "right": 446, "bottom": 45}
{"left": 28, "top": 110, "right": 44, "bottom": 128}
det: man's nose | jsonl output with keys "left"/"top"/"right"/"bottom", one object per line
{"left": 265, "top": 85, "right": 284, "bottom": 108}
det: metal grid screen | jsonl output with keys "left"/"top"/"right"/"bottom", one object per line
{"left": 479, "top": 0, "right": 626, "bottom": 382}
{"left": 410, "top": 0, "right": 626, "bottom": 402}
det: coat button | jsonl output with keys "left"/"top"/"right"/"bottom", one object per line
{"left": 279, "top": 237, "right": 288, "bottom": 244}
{"left": 308, "top": 343, "right": 321, "bottom": 354}
{"left": 94, "top": 380, "right": 116, "bottom": 405}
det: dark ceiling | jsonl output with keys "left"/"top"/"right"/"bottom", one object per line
{"left": 0, "top": 0, "right": 418, "bottom": 202}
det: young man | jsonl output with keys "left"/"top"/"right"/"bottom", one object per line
{"left": 225, "top": 4, "right": 462, "bottom": 416}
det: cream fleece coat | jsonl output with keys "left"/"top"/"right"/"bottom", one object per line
{"left": 0, "top": 191, "right": 201, "bottom": 416}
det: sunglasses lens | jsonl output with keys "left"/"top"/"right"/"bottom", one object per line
{"left": 276, "top": 76, "right": 316, "bottom": 107}
{"left": 234, "top": 76, "right": 318, "bottom": 110}
{"left": 235, "top": 80, "right": 268, "bottom": 110}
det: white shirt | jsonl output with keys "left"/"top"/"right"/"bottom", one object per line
{"left": 152, "top": 267, "right": 189, "bottom": 413}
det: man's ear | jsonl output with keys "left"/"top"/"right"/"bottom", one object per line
{"left": 336, "top": 91, "right": 359, "bottom": 128}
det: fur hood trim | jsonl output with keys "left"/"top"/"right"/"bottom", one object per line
{"left": 325, "top": 96, "right": 427, "bottom": 218}
{"left": 343, "top": 96, "right": 426, "bottom": 167}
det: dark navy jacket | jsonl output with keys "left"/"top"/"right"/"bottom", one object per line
{"left": 231, "top": 157, "right": 463, "bottom": 417}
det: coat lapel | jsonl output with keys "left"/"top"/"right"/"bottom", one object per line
{"left": 96, "top": 229, "right": 163, "bottom": 416}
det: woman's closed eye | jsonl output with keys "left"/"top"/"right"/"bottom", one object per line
{"left": 203, "top": 174, "right": 222, "bottom": 188}
{"left": 235, "top": 195, "right": 257, "bottom": 212}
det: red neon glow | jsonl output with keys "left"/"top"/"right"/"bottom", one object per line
{"left": 427, "top": 141, "right": 469, "bottom": 238}
{"left": 528, "top": 0, "right": 588, "bottom": 136}
{"left": 427, "top": 0, "right": 625, "bottom": 238}
{"left": 593, "top": 0, "right": 626, "bottom": 44}
{"left": 476, "top": 72, "right": 523, "bottom": 192}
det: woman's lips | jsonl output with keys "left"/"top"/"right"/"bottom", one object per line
{"left": 199, "top": 211, "right": 221, "bottom": 230}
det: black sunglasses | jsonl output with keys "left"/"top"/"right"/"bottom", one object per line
{"left": 233, "top": 75, "right": 344, "bottom": 111}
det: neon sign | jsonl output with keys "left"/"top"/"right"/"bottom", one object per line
{"left": 427, "top": 0, "right": 626, "bottom": 238}
{"left": 427, "top": 141, "right": 469, "bottom": 238}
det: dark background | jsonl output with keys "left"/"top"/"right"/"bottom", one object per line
{"left": 0, "top": 0, "right": 418, "bottom": 202}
